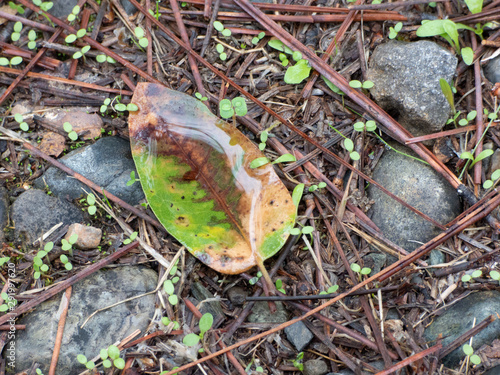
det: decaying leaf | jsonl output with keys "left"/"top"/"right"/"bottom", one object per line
{"left": 129, "top": 83, "right": 296, "bottom": 274}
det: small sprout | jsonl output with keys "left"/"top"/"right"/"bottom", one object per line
{"left": 96, "top": 54, "right": 107, "bottom": 63}
{"left": 63, "top": 122, "right": 78, "bottom": 141}
{"left": 250, "top": 157, "right": 269, "bottom": 169}
{"left": 252, "top": 31, "right": 265, "bottom": 45}
{"left": 135, "top": 27, "right": 148, "bottom": 48}
{"left": 293, "top": 352, "right": 304, "bottom": 372}
{"left": 127, "top": 170, "right": 138, "bottom": 186}
{"left": 344, "top": 138, "right": 360, "bottom": 161}
{"left": 9, "top": 2, "right": 25, "bottom": 14}
{"left": 123, "top": 231, "right": 138, "bottom": 245}
{"left": 389, "top": 22, "right": 403, "bottom": 39}
{"left": 199, "top": 313, "right": 213, "bottom": 337}
{"left": 195, "top": 92, "right": 208, "bottom": 102}
{"left": 471, "top": 270, "right": 482, "bottom": 278}
{"left": 213, "top": 21, "right": 224, "bottom": 32}
{"left": 292, "top": 51, "right": 302, "bottom": 61}
{"left": 351, "top": 263, "right": 361, "bottom": 273}
{"left": 463, "top": 343, "right": 482, "bottom": 365}
{"left": 11, "top": 21, "right": 22, "bottom": 42}
{"left": 221, "top": 28, "right": 231, "bottom": 37}
{"left": 462, "top": 274, "right": 472, "bottom": 282}
{"left": 77, "top": 354, "right": 87, "bottom": 364}
{"left": 28, "top": 30, "right": 37, "bottom": 49}
{"left": 231, "top": 97, "right": 247, "bottom": 116}
{"left": 114, "top": 103, "right": 127, "bottom": 112}
{"left": 460, "top": 149, "right": 494, "bottom": 169}
{"left": 483, "top": 169, "right": 500, "bottom": 189}
{"left": 461, "top": 47, "right": 474, "bottom": 66}
{"left": 349, "top": 80, "right": 374, "bottom": 89}
{"left": 100, "top": 98, "right": 111, "bottom": 113}
{"left": 301, "top": 226, "right": 313, "bottom": 234}
{"left": 272, "top": 153, "right": 296, "bottom": 164}
{"left": 67, "top": 5, "right": 80, "bottom": 21}
{"left": 284, "top": 59, "right": 311, "bottom": 84}
{"left": 279, "top": 52, "right": 289, "bottom": 66}
{"left": 275, "top": 279, "right": 286, "bottom": 294}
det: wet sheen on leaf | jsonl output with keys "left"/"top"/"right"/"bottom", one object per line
{"left": 129, "top": 83, "right": 296, "bottom": 274}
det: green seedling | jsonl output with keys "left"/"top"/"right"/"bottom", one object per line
{"left": 9, "top": 1, "right": 25, "bottom": 14}
{"left": 77, "top": 344, "right": 125, "bottom": 370}
{"left": 308, "top": 181, "right": 327, "bottom": 192}
{"left": 195, "top": 92, "right": 208, "bottom": 102}
{"left": 126, "top": 171, "right": 139, "bottom": 186}
{"left": 0, "top": 257, "right": 10, "bottom": 268}
{"left": 123, "top": 231, "right": 138, "bottom": 245}
{"left": 292, "top": 352, "right": 304, "bottom": 372}
{"left": 249, "top": 271, "right": 263, "bottom": 285}
{"left": 86, "top": 193, "right": 97, "bottom": 215}
{"left": 252, "top": 31, "right": 266, "bottom": 45}
{"left": 461, "top": 269, "right": 482, "bottom": 282}
{"left": 28, "top": 29, "right": 37, "bottom": 50}
{"left": 0, "top": 292, "right": 17, "bottom": 313}
{"left": 0, "top": 56, "right": 23, "bottom": 68}
{"left": 63, "top": 122, "right": 78, "bottom": 141}
{"left": 183, "top": 312, "right": 214, "bottom": 347}
{"left": 148, "top": 0, "right": 161, "bottom": 20}
{"left": 249, "top": 153, "right": 296, "bottom": 169}
{"left": 328, "top": 123, "right": 360, "bottom": 161}
{"left": 33, "top": 241, "right": 54, "bottom": 279}
{"left": 32, "top": 0, "right": 54, "bottom": 25}
{"left": 161, "top": 316, "right": 180, "bottom": 329}
{"left": 163, "top": 272, "right": 180, "bottom": 306}
{"left": 275, "top": 279, "right": 286, "bottom": 294}
{"left": 464, "top": 0, "right": 483, "bottom": 14}
{"left": 219, "top": 97, "right": 248, "bottom": 119}
{"left": 213, "top": 21, "right": 231, "bottom": 37}
{"left": 458, "top": 111, "right": 477, "bottom": 127}
{"left": 216, "top": 43, "right": 227, "bottom": 61}
{"left": 67, "top": 5, "right": 80, "bottom": 22}
{"left": 416, "top": 19, "right": 478, "bottom": 64}
{"left": 73, "top": 45, "right": 91, "bottom": 60}
{"left": 35, "top": 369, "right": 43, "bottom": 375}
{"left": 61, "top": 233, "right": 78, "bottom": 260}
{"left": 389, "top": 22, "right": 403, "bottom": 39}
{"left": 463, "top": 344, "right": 481, "bottom": 365}
{"left": 100, "top": 98, "right": 112, "bottom": 113}
{"left": 319, "top": 284, "right": 339, "bottom": 295}
{"left": 258, "top": 130, "right": 268, "bottom": 151}
{"left": 349, "top": 80, "right": 374, "bottom": 89}
{"left": 351, "top": 263, "right": 372, "bottom": 276}
{"left": 289, "top": 225, "right": 313, "bottom": 236}
{"left": 96, "top": 54, "right": 116, "bottom": 63}
{"left": 459, "top": 149, "right": 493, "bottom": 169}
{"left": 483, "top": 169, "right": 500, "bottom": 189}
{"left": 11, "top": 21, "right": 22, "bottom": 42}
{"left": 14, "top": 113, "right": 29, "bottom": 132}
{"left": 134, "top": 27, "right": 149, "bottom": 48}
{"left": 267, "top": 39, "right": 311, "bottom": 84}
{"left": 322, "top": 76, "right": 345, "bottom": 96}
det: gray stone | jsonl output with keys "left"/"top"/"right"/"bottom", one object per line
{"left": 484, "top": 55, "right": 500, "bottom": 84}
{"left": 484, "top": 365, "right": 500, "bottom": 375}
{"left": 367, "top": 41, "right": 457, "bottom": 138}
{"left": 0, "top": 187, "right": 8, "bottom": 242}
{"left": 303, "top": 359, "right": 328, "bottom": 375}
{"left": 35, "top": 137, "right": 144, "bottom": 205}
{"left": 248, "top": 301, "right": 288, "bottom": 323}
{"left": 191, "top": 282, "right": 224, "bottom": 322}
{"left": 285, "top": 321, "right": 314, "bottom": 352}
{"left": 428, "top": 249, "right": 445, "bottom": 266}
{"left": 11, "top": 266, "right": 157, "bottom": 375}
{"left": 368, "top": 143, "right": 461, "bottom": 252}
{"left": 11, "top": 189, "right": 84, "bottom": 244}
{"left": 424, "top": 291, "right": 500, "bottom": 366}
{"left": 227, "top": 286, "right": 247, "bottom": 306}
{"left": 120, "top": 0, "right": 137, "bottom": 15}
{"left": 363, "top": 253, "right": 386, "bottom": 275}
{"left": 48, "top": 0, "right": 78, "bottom": 18}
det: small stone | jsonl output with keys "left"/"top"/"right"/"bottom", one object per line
{"left": 424, "top": 291, "right": 500, "bottom": 366}
{"left": 428, "top": 249, "right": 445, "bottom": 266}
{"left": 484, "top": 54, "right": 500, "bottom": 84}
{"left": 368, "top": 143, "right": 461, "bottom": 253}
{"left": 247, "top": 301, "right": 288, "bottom": 323}
{"left": 484, "top": 365, "right": 500, "bottom": 375}
{"left": 11, "top": 189, "right": 84, "bottom": 244}
{"left": 64, "top": 223, "right": 102, "bottom": 249}
{"left": 34, "top": 137, "right": 144, "bottom": 206}
{"left": 303, "top": 359, "right": 328, "bottom": 375}
{"left": 191, "top": 282, "right": 224, "bottom": 322}
{"left": 10, "top": 266, "right": 157, "bottom": 375}
{"left": 285, "top": 321, "right": 314, "bottom": 352}
{"left": 367, "top": 41, "right": 457, "bottom": 138}
{"left": 363, "top": 253, "right": 386, "bottom": 275}
{"left": 227, "top": 286, "right": 247, "bottom": 306}
{"left": 48, "top": 0, "right": 79, "bottom": 18}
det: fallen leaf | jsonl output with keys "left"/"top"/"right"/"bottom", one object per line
{"left": 129, "top": 83, "right": 296, "bottom": 274}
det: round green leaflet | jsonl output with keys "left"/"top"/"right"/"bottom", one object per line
{"left": 128, "top": 83, "right": 296, "bottom": 275}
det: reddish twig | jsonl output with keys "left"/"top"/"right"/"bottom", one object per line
{"left": 375, "top": 343, "right": 442, "bottom": 375}
{"left": 48, "top": 287, "right": 72, "bottom": 375}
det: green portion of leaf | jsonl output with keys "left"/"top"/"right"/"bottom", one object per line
{"left": 460, "top": 152, "right": 474, "bottom": 161}
{"left": 461, "top": 47, "right": 474, "bottom": 65}
{"left": 199, "top": 313, "right": 213, "bottom": 334}
{"left": 213, "top": 21, "right": 224, "bottom": 32}
{"left": 272, "top": 153, "right": 296, "bottom": 164}
{"left": 108, "top": 345, "right": 120, "bottom": 360}
{"left": 463, "top": 344, "right": 474, "bottom": 356}
{"left": 250, "top": 157, "right": 270, "bottom": 169}
{"left": 284, "top": 59, "right": 311, "bottom": 84}
{"left": 349, "top": 80, "right": 362, "bottom": 88}
{"left": 470, "top": 354, "right": 481, "bottom": 365}
{"left": 490, "top": 270, "right": 500, "bottom": 280}
{"left": 470, "top": 149, "right": 494, "bottom": 168}
{"left": 464, "top": 0, "right": 482, "bottom": 14}
{"left": 344, "top": 139, "right": 354, "bottom": 152}
{"left": 183, "top": 333, "right": 200, "bottom": 346}
{"left": 129, "top": 84, "right": 296, "bottom": 274}
{"left": 483, "top": 180, "right": 493, "bottom": 189}
{"left": 439, "top": 78, "right": 455, "bottom": 114}
{"left": 267, "top": 38, "right": 293, "bottom": 54}
{"left": 321, "top": 76, "right": 344, "bottom": 95}
{"left": 10, "top": 56, "right": 22, "bottom": 65}
{"left": 292, "top": 183, "right": 305, "bottom": 210}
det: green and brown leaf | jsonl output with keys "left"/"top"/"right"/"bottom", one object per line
{"left": 129, "top": 83, "right": 296, "bottom": 274}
